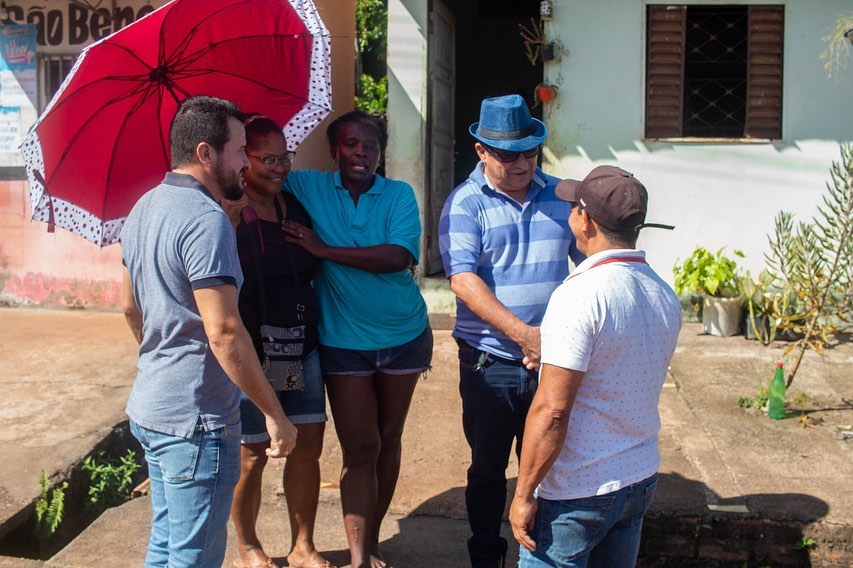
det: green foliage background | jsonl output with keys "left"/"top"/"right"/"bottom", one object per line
{"left": 356, "top": 0, "right": 387, "bottom": 114}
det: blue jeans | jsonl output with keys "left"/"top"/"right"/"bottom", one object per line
{"left": 458, "top": 340, "right": 538, "bottom": 567}
{"left": 519, "top": 474, "right": 658, "bottom": 568}
{"left": 130, "top": 419, "right": 241, "bottom": 568}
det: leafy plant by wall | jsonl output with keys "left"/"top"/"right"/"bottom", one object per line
{"left": 673, "top": 247, "right": 744, "bottom": 299}
{"left": 764, "top": 144, "right": 853, "bottom": 386}
{"left": 34, "top": 471, "right": 68, "bottom": 541}
{"left": 81, "top": 450, "right": 142, "bottom": 512}
{"left": 820, "top": 12, "right": 853, "bottom": 78}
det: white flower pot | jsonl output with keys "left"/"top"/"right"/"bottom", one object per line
{"left": 702, "top": 295, "right": 742, "bottom": 337}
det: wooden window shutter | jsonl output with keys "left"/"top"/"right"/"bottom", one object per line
{"left": 645, "top": 5, "right": 686, "bottom": 138}
{"left": 745, "top": 5, "right": 784, "bottom": 139}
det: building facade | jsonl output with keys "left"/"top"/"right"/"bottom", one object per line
{"left": 386, "top": 0, "right": 853, "bottom": 282}
{"left": 0, "top": 0, "right": 354, "bottom": 307}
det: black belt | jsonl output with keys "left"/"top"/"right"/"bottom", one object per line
{"left": 456, "top": 338, "right": 526, "bottom": 367}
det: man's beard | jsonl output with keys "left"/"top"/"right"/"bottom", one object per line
{"left": 222, "top": 181, "right": 244, "bottom": 201}
{"left": 215, "top": 162, "right": 244, "bottom": 200}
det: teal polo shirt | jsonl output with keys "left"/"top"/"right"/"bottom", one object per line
{"left": 284, "top": 170, "right": 428, "bottom": 350}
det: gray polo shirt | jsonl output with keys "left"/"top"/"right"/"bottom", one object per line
{"left": 121, "top": 173, "right": 244, "bottom": 438}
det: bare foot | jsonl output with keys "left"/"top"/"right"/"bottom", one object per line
{"left": 369, "top": 545, "right": 387, "bottom": 568}
{"left": 286, "top": 548, "right": 335, "bottom": 568}
{"left": 233, "top": 547, "right": 279, "bottom": 568}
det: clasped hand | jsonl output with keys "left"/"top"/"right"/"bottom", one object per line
{"left": 281, "top": 219, "right": 326, "bottom": 257}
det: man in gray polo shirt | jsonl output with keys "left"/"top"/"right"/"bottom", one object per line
{"left": 121, "top": 96, "right": 297, "bottom": 568}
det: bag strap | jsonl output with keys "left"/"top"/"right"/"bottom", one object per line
{"left": 247, "top": 213, "right": 267, "bottom": 322}
{"left": 275, "top": 196, "right": 305, "bottom": 322}
{"left": 249, "top": 194, "right": 305, "bottom": 323}
{"left": 246, "top": 214, "right": 269, "bottom": 324}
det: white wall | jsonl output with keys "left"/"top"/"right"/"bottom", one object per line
{"left": 386, "top": 0, "right": 428, "bottom": 275}
{"left": 542, "top": 0, "right": 853, "bottom": 284}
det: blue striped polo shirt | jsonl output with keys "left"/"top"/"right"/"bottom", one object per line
{"left": 439, "top": 163, "right": 584, "bottom": 360}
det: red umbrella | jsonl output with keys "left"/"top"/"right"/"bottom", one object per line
{"left": 21, "top": 0, "right": 332, "bottom": 246}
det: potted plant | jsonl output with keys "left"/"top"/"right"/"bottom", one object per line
{"left": 673, "top": 247, "right": 744, "bottom": 336}
{"left": 741, "top": 272, "right": 776, "bottom": 342}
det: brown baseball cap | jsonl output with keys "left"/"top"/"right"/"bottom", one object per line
{"left": 556, "top": 165, "right": 674, "bottom": 233}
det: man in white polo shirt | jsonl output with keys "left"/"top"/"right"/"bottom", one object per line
{"left": 508, "top": 166, "right": 681, "bottom": 567}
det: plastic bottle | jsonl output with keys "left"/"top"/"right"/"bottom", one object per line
{"left": 768, "top": 361, "right": 786, "bottom": 420}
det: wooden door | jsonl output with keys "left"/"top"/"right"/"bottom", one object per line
{"left": 426, "top": 0, "right": 455, "bottom": 275}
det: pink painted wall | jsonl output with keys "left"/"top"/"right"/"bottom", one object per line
{"left": 0, "top": 179, "right": 124, "bottom": 307}
{"left": 0, "top": 0, "right": 355, "bottom": 309}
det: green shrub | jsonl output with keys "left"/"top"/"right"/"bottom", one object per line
{"left": 764, "top": 144, "right": 853, "bottom": 387}
{"left": 737, "top": 386, "right": 769, "bottom": 410}
{"left": 82, "top": 450, "right": 141, "bottom": 511}
{"left": 673, "top": 247, "right": 744, "bottom": 298}
{"left": 34, "top": 471, "right": 68, "bottom": 540}
{"left": 355, "top": 74, "right": 387, "bottom": 115}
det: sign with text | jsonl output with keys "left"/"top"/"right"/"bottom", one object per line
{"left": 0, "top": 1, "right": 164, "bottom": 54}
{"left": 0, "top": 23, "right": 37, "bottom": 107}
{"left": 0, "top": 106, "right": 22, "bottom": 153}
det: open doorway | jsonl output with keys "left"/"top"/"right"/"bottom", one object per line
{"left": 424, "top": 0, "right": 544, "bottom": 275}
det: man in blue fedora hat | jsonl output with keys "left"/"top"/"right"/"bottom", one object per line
{"left": 439, "top": 94, "right": 585, "bottom": 567}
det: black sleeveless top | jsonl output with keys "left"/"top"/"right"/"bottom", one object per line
{"left": 235, "top": 192, "right": 322, "bottom": 359}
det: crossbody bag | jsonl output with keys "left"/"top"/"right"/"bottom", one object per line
{"left": 246, "top": 196, "right": 307, "bottom": 392}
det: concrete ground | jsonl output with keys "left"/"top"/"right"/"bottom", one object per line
{"left": 0, "top": 307, "right": 851, "bottom": 567}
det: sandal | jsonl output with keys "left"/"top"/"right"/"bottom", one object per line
{"left": 232, "top": 559, "right": 279, "bottom": 568}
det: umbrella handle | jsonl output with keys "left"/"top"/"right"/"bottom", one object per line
{"left": 33, "top": 169, "right": 56, "bottom": 233}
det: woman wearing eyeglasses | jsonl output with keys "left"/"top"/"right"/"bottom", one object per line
{"left": 280, "top": 110, "right": 432, "bottom": 568}
{"left": 227, "top": 115, "right": 332, "bottom": 568}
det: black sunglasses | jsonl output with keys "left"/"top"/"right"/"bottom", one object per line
{"left": 481, "top": 144, "right": 540, "bottom": 164}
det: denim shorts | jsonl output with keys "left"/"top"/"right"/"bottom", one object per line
{"left": 319, "top": 325, "right": 433, "bottom": 376}
{"left": 239, "top": 348, "right": 326, "bottom": 444}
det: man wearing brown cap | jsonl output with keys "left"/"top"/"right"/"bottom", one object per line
{"left": 508, "top": 166, "right": 681, "bottom": 567}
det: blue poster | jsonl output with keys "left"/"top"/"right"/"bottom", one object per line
{"left": 0, "top": 106, "right": 22, "bottom": 153}
{"left": 0, "top": 23, "right": 37, "bottom": 109}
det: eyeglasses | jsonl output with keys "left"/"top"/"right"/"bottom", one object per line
{"left": 248, "top": 152, "right": 296, "bottom": 168}
{"left": 481, "top": 144, "right": 540, "bottom": 164}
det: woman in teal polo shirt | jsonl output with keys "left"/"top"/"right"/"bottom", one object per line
{"left": 282, "top": 110, "right": 432, "bottom": 568}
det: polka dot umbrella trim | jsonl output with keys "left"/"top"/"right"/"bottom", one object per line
{"left": 21, "top": 0, "right": 332, "bottom": 247}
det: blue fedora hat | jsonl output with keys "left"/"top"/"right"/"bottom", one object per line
{"left": 469, "top": 94, "right": 547, "bottom": 152}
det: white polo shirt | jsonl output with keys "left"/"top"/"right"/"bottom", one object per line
{"left": 537, "top": 249, "right": 682, "bottom": 500}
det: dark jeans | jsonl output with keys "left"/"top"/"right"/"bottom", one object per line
{"left": 458, "top": 339, "right": 538, "bottom": 568}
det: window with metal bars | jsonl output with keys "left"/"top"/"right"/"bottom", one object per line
{"left": 645, "top": 4, "right": 784, "bottom": 140}
{"left": 38, "top": 53, "right": 77, "bottom": 111}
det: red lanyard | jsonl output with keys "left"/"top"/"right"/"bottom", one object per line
{"left": 567, "top": 256, "right": 647, "bottom": 280}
